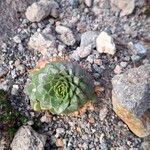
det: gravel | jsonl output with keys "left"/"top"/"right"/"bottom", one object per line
{"left": 1, "top": 0, "right": 150, "bottom": 149}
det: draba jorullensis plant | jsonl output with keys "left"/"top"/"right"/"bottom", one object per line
{"left": 25, "top": 61, "right": 96, "bottom": 114}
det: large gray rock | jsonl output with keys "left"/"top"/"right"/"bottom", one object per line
{"left": 112, "top": 64, "right": 150, "bottom": 117}
{"left": 112, "top": 64, "right": 150, "bottom": 137}
{"left": 25, "top": 0, "right": 59, "bottom": 22}
{"left": 11, "top": 126, "right": 47, "bottom": 150}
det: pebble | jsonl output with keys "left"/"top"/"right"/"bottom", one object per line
{"left": 114, "top": 65, "right": 122, "bottom": 74}
{"left": 0, "top": 80, "right": 9, "bottom": 91}
{"left": 71, "top": 45, "right": 92, "bottom": 60}
{"left": 94, "top": 59, "right": 102, "bottom": 66}
{"left": 96, "top": 31, "right": 116, "bottom": 55}
{"left": 11, "top": 85, "right": 19, "bottom": 95}
{"left": 93, "top": 64, "right": 104, "bottom": 74}
{"left": 40, "top": 115, "right": 52, "bottom": 123}
{"left": 120, "top": 61, "right": 127, "bottom": 68}
{"left": 99, "top": 106, "right": 108, "bottom": 121}
{"left": 134, "top": 43, "right": 147, "bottom": 55}
{"left": 56, "top": 128, "right": 65, "bottom": 135}
{"left": 13, "top": 35, "right": 21, "bottom": 43}
{"left": 87, "top": 55, "right": 94, "bottom": 63}
{"left": 84, "top": 0, "right": 93, "bottom": 7}
{"left": 18, "top": 44, "right": 24, "bottom": 52}
{"left": 55, "top": 25, "right": 72, "bottom": 35}
{"left": 80, "top": 31, "right": 98, "bottom": 48}
{"left": 27, "top": 120, "right": 34, "bottom": 126}
{"left": 56, "top": 138, "right": 64, "bottom": 147}
{"left": 55, "top": 25, "right": 76, "bottom": 46}
{"left": 110, "top": 0, "right": 135, "bottom": 16}
{"left": 69, "top": 0, "right": 79, "bottom": 8}
{"left": 131, "top": 55, "right": 141, "bottom": 62}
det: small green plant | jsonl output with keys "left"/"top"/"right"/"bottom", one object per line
{"left": 25, "top": 61, "right": 96, "bottom": 114}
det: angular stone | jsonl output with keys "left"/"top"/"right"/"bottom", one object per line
{"left": 96, "top": 31, "right": 116, "bottom": 55}
{"left": 25, "top": 0, "right": 59, "bottom": 22}
{"left": 11, "top": 126, "right": 47, "bottom": 150}
{"left": 55, "top": 25, "right": 76, "bottom": 46}
{"left": 28, "top": 31, "right": 56, "bottom": 56}
{"left": 112, "top": 64, "right": 150, "bottom": 137}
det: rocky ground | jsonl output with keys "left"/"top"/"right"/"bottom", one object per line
{"left": 0, "top": 0, "right": 150, "bottom": 150}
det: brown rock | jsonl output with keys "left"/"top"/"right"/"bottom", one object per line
{"left": 112, "top": 95, "right": 150, "bottom": 137}
{"left": 56, "top": 138, "right": 64, "bottom": 148}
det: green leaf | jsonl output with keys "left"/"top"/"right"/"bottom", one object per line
{"left": 33, "top": 101, "right": 41, "bottom": 111}
{"left": 64, "top": 95, "right": 78, "bottom": 113}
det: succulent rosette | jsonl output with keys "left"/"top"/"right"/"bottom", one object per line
{"left": 25, "top": 61, "right": 96, "bottom": 114}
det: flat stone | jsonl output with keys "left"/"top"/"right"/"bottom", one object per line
{"left": 25, "top": 0, "right": 59, "bottom": 22}
{"left": 96, "top": 31, "right": 116, "bottom": 55}
{"left": 11, "top": 125, "right": 47, "bottom": 150}
{"left": 112, "top": 64, "right": 150, "bottom": 137}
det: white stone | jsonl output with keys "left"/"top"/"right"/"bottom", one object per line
{"left": 96, "top": 31, "right": 116, "bottom": 55}
{"left": 25, "top": 0, "right": 59, "bottom": 22}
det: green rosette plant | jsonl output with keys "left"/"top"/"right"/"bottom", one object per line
{"left": 25, "top": 61, "right": 96, "bottom": 114}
